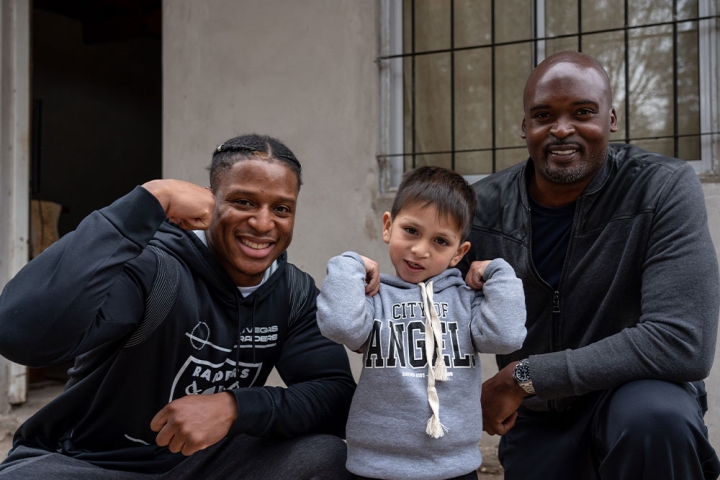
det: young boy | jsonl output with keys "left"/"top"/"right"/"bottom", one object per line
{"left": 317, "top": 166, "right": 527, "bottom": 480}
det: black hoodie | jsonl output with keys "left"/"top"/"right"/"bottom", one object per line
{"left": 0, "top": 186, "right": 356, "bottom": 474}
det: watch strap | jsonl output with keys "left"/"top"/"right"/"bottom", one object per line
{"left": 513, "top": 358, "right": 536, "bottom": 395}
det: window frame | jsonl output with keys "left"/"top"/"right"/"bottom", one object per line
{"left": 378, "top": 0, "right": 720, "bottom": 192}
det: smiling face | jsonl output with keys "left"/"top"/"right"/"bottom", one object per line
{"left": 522, "top": 55, "right": 617, "bottom": 200}
{"left": 206, "top": 158, "right": 299, "bottom": 286}
{"left": 382, "top": 203, "right": 470, "bottom": 284}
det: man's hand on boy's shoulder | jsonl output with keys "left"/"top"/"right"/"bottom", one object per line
{"left": 465, "top": 260, "right": 492, "bottom": 290}
{"left": 359, "top": 255, "right": 380, "bottom": 296}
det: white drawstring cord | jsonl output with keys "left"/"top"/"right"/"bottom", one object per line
{"left": 419, "top": 281, "right": 448, "bottom": 438}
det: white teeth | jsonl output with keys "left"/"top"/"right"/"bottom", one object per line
{"left": 554, "top": 150, "right": 575, "bottom": 155}
{"left": 241, "top": 239, "right": 270, "bottom": 249}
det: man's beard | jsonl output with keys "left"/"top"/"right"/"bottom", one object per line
{"left": 541, "top": 161, "right": 588, "bottom": 184}
{"left": 540, "top": 148, "right": 605, "bottom": 185}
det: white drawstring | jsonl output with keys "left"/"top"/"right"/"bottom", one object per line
{"left": 419, "top": 281, "right": 448, "bottom": 438}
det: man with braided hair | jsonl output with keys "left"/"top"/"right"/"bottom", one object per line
{"left": 0, "top": 134, "right": 356, "bottom": 478}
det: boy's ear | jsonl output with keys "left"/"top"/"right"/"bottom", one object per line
{"left": 449, "top": 241, "right": 471, "bottom": 268}
{"left": 382, "top": 212, "right": 392, "bottom": 244}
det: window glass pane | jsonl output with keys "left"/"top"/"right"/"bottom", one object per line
{"left": 545, "top": 0, "right": 578, "bottom": 37}
{"left": 414, "top": 53, "right": 452, "bottom": 153}
{"left": 633, "top": 138, "right": 674, "bottom": 157}
{"left": 678, "top": 135, "right": 701, "bottom": 161}
{"left": 677, "top": 23, "right": 700, "bottom": 160}
{"left": 677, "top": 23, "right": 699, "bottom": 136}
{"left": 414, "top": 153, "right": 453, "bottom": 170}
{"left": 495, "top": 43, "right": 532, "bottom": 149}
{"left": 455, "top": 48, "right": 492, "bottom": 151}
{"left": 627, "top": 25, "right": 674, "bottom": 140}
{"left": 583, "top": 31, "right": 627, "bottom": 142}
{"left": 455, "top": 150, "right": 493, "bottom": 175}
{"left": 581, "top": 0, "right": 624, "bottom": 32}
{"left": 629, "top": 0, "right": 672, "bottom": 26}
{"left": 495, "top": 0, "right": 533, "bottom": 44}
{"left": 413, "top": 0, "right": 450, "bottom": 52}
{"left": 496, "top": 147, "right": 528, "bottom": 172}
{"left": 546, "top": 37, "right": 579, "bottom": 56}
{"left": 677, "top": 0, "right": 698, "bottom": 21}
{"left": 454, "top": 0, "right": 491, "bottom": 48}
{"left": 403, "top": 0, "right": 412, "bottom": 54}
{"left": 403, "top": 57, "right": 413, "bottom": 154}
{"left": 404, "top": 154, "right": 414, "bottom": 171}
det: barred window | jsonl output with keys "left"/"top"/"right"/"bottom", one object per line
{"left": 378, "top": 0, "right": 720, "bottom": 190}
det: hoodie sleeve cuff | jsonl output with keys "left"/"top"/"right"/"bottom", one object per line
{"left": 227, "top": 387, "right": 274, "bottom": 437}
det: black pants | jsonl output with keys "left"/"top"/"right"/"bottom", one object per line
{"left": 0, "top": 433, "right": 352, "bottom": 479}
{"left": 500, "top": 379, "right": 720, "bottom": 480}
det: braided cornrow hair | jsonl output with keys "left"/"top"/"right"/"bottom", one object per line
{"left": 208, "top": 134, "right": 302, "bottom": 192}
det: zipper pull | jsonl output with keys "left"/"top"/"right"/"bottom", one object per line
{"left": 553, "top": 291, "right": 560, "bottom": 314}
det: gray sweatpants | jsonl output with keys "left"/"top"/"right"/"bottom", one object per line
{"left": 0, "top": 433, "right": 351, "bottom": 479}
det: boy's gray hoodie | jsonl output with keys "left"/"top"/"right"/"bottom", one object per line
{"left": 317, "top": 252, "right": 526, "bottom": 480}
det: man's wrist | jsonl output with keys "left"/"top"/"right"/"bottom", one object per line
{"left": 512, "top": 358, "right": 536, "bottom": 396}
{"left": 141, "top": 179, "right": 171, "bottom": 211}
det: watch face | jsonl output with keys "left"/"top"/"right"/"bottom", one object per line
{"left": 515, "top": 364, "right": 531, "bottom": 382}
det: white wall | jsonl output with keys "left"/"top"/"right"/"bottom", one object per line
{"left": 0, "top": 0, "right": 30, "bottom": 409}
{"left": 163, "top": 0, "right": 391, "bottom": 286}
{"left": 703, "top": 183, "right": 720, "bottom": 447}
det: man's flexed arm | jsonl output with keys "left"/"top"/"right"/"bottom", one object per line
{"left": 0, "top": 181, "right": 215, "bottom": 366}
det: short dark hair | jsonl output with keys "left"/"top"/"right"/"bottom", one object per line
{"left": 391, "top": 166, "right": 477, "bottom": 241}
{"left": 208, "top": 133, "right": 302, "bottom": 192}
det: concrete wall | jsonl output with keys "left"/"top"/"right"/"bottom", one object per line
{"left": 0, "top": 0, "right": 30, "bottom": 410}
{"left": 704, "top": 183, "right": 720, "bottom": 447}
{"left": 163, "top": 0, "right": 391, "bottom": 285}
{"left": 163, "top": 0, "right": 720, "bottom": 450}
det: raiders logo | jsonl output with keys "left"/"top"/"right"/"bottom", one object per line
{"left": 169, "top": 355, "right": 262, "bottom": 402}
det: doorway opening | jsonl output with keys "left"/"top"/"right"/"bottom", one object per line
{"left": 28, "top": 0, "right": 162, "bottom": 389}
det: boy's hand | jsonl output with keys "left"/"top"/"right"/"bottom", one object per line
{"left": 465, "top": 260, "right": 492, "bottom": 290}
{"left": 359, "top": 255, "right": 380, "bottom": 296}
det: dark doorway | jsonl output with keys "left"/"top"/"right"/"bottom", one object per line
{"left": 29, "top": 0, "right": 162, "bottom": 385}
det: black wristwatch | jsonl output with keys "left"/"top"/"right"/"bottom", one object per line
{"left": 513, "top": 358, "right": 535, "bottom": 395}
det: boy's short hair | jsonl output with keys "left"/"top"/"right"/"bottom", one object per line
{"left": 391, "top": 166, "right": 478, "bottom": 241}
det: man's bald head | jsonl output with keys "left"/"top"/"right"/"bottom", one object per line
{"left": 524, "top": 51, "right": 613, "bottom": 109}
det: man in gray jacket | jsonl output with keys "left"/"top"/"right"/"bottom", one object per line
{"left": 460, "top": 51, "right": 720, "bottom": 479}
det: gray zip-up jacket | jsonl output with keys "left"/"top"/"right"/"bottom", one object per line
{"left": 317, "top": 252, "right": 526, "bottom": 480}
{"left": 459, "top": 144, "right": 720, "bottom": 412}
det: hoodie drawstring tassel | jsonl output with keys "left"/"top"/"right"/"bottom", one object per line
{"left": 419, "top": 281, "right": 448, "bottom": 438}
